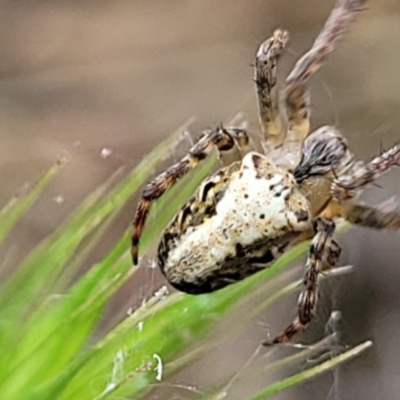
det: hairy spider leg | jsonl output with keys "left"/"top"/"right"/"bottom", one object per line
{"left": 342, "top": 202, "right": 400, "bottom": 229}
{"left": 332, "top": 143, "right": 400, "bottom": 201}
{"left": 254, "top": 29, "right": 288, "bottom": 146}
{"left": 264, "top": 217, "right": 341, "bottom": 345}
{"left": 327, "top": 143, "right": 400, "bottom": 229}
{"left": 219, "top": 126, "right": 256, "bottom": 166}
{"left": 283, "top": 0, "right": 366, "bottom": 142}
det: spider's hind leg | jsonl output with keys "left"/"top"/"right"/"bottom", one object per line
{"left": 132, "top": 127, "right": 250, "bottom": 264}
{"left": 264, "top": 217, "right": 340, "bottom": 346}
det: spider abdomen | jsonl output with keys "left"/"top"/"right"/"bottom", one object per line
{"left": 158, "top": 152, "right": 311, "bottom": 294}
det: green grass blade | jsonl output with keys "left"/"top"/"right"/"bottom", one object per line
{"left": 249, "top": 341, "right": 373, "bottom": 400}
{"left": 0, "top": 156, "right": 68, "bottom": 243}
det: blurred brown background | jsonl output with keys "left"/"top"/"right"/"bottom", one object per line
{"left": 1, "top": 0, "right": 400, "bottom": 399}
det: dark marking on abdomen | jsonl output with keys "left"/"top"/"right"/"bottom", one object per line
{"left": 158, "top": 234, "right": 294, "bottom": 295}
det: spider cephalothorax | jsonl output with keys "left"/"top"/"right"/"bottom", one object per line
{"left": 132, "top": 0, "right": 400, "bottom": 345}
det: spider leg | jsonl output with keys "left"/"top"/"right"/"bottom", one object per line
{"left": 254, "top": 29, "right": 288, "bottom": 146}
{"left": 219, "top": 127, "right": 256, "bottom": 166}
{"left": 132, "top": 127, "right": 249, "bottom": 264}
{"left": 343, "top": 202, "right": 400, "bottom": 229}
{"left": 320, "top": 197, "right": 400, "bottom": 230}
{"left": 331, "top": 143, "right": 400, "bottom": 201}
{"left": 264, "top": 217, "right": 340, "bottom": 346}
{"left": 283, "top": 0, "right": 365, "bottom": 142}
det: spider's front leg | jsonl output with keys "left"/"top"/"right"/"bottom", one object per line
{"left": 283, "top": 0, "right": 366, "bottom": 142}
{"left": 264, "top": 217, "right": 341, "bottom": 346}
{"left": 254, "top": 29, "right": 288, "bottom": 146}
{"left": 132, "top": 127, "right": 250, "bottom": 264}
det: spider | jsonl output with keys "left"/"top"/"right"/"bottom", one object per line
{"left": 132, "top": 0, "right": 400, "bottom": 345}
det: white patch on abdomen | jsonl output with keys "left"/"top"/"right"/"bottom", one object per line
{"left": 164, "top": 152, "right": 311, "bottom": 283}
